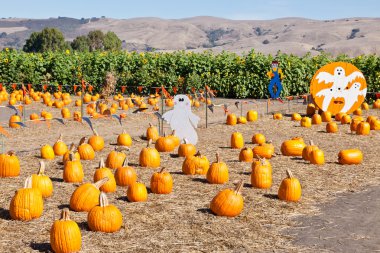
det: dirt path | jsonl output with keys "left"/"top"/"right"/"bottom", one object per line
{"left": 289, "top": 186, "right": 380, "bottom": 253}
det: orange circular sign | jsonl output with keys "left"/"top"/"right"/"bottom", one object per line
{"left": 310, "top": 62, "right": 367, "bottom": 115}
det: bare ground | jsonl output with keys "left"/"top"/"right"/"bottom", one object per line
{"left": 0, "top": 97, "right": 379, "bottom": 252}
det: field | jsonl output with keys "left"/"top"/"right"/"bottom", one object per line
{"left": 0, "top": 95, "right": 379, "bottom": 252}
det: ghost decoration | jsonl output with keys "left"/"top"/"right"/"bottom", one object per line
{"left": 162, "top": 95, "right": 200, "bottom": 145}
{"left": 310, "top": 62, "right": 367, "bottom": 114}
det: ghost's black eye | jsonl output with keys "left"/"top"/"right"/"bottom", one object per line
{"left": 179, "top": 98, "right": 184, "bottom": 102}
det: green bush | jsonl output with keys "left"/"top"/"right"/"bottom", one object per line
{"left": 0, "top": 49, "right": 379, "bottom": 98}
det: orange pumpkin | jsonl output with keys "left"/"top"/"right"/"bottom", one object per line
{"left": 251, "top": 158, "right": 272, "bottom": 189}
{"left": 278, "top": 170, "right": 301, "bottom": 202}
{"left": 182, "top": 151, "right": 209, "bottom": 175}
{"left": 338, "top": 149, "right": 363, "bottom": 165}
{"left": 210, "top": 180, "right": 244, "bottom": 217}
{"left": 226, "top": 113, "right": 237, "bottom": 125}
{"left": 239, "top": 147, "right": 254, "bottom": 162}
{"left": 206, "top": 153, "right": 229, "bottom": 184}
{"left": 231, "top": 132, "right": 244, "bottom": 149}
{"left": 326, "top": 122, "right": 338, "bottom": 133}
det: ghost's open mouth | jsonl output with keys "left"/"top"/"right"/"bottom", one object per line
{"left": 332, "top": 97, "right": 345, "bottom": 105}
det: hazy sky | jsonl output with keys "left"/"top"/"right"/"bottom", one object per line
{"left": 2, "top": 0, "right": 379, "bottom": 20}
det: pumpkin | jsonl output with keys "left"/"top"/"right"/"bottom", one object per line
{"left": 335, "top": 112, "right": 346, "bottom": 122}
{"left": 302, "top": 140, "right": 319, "bottom": 161}
{"left": 309, "top": 149, "right": 325, "bottom": 165}
{"left": 341, "top": 115, "right": 352, "bottom": 125}
{"left": 0, "top": 150, "right": 20, "bottom": 177}
{"left": 53, "top": 133, "right": 68, "bottom": 156}
{"left": 373, "top": 99, "right": 380, "bottom": 109}
{"left": 78, "top": 137, "right": 95, "bottom": 160}
{"left": 246, "top": 110, "right": 258, "bottom": 122}
{"left": 182, "top": 151, "right": 210, "bottom": 175}
{"left": 31, "top": 161, "right": 53, "bottom": 198}
{"left": 291, "top": 113, "right": 302, "bottom": 121}
{"left": 127, "top": 182, "right": 148, "bottom": 202}
{"left": 350, "top": 119, "right": 362, "bottom": 133}
{"left": 251, "top": 158, "right": 272, "bottom": 189}
{"left": 61, "top": 107, "right": 71, "bottom": 119}
{"left": 9, "top": 176, "right": 44, "bottom": 221}
{"left": 155, "top": 133, "right": 175, "bottom": 152}
{"left": 231, "top": 132, "right": 244, "bottom": 149}
{"left": 226, "top": 113, "right": 237, "bottom": 125}
{"left": 9, "top": 114, "right": 21, "bottom": 128}
{"left": 139, "top": 140, "right": 160, "bottom": 168}
{"left": 150, "top": 168, "right": 173, "bottom": 194}
{"left": 278, "top": 170, "right": 301, "bottom": 202}
{"left": 273, "top": 113, "right": 282, "bottom": 120}
{"left": 106, "top": 147, "right": 127, "bottom": 169}
{"left": 356, "top": 121, "right": 370, "bottom": 135}
{"left": 300, "top": 116, "right": 312, "bottom": 128}
{"left": 115, "top": 158, "right": 137, "bottom": 187}
{"left": 237, "top": 116, "right": 247, "bottom": 124}
{"left": 50, "top": 208, "right": 81, "bottom": 253}
{"left": 178, "top": 138, "right": 197, "bottom": 157}
{"left": 87, "top": 192, "right": 123, "bottom": 233}
{"left": 117, "top": 130, "right": 132, "bottom": 146}
{"left": 206, "top": 153, "right": 229, "bottom": 184}
{"left": 41, "top": 144, "right": 55, "bottom": 160}
{"left": 361, "top": 102, "right": 369, "bottom": 110}
{"left": 239, "top": 147, "right": 254, "bottom": 162}
{"left": 146, "top": 123, "right": 159, "bottom": 142}
{"left": 168, "top": 130, "right": 180, "bottom": 147}
{"left": 370, "top": 119, "right": 380, "bottom": 130}
{"left": 326, "top": 122, "right": 338, "bottom": 133}
{"left": 252, "top": 133, "right": 266, "bottom": 145}
{"left": 311, "top": 113, "right": 322, "bottom": 125}
{"left": 321, "top": 111, "right": 332, "bottom": 122}
{"left": 30, "top": 113, "right": 39, "bottom": 121}
{"left": 252, "top": 142, "right": 275, "bottom": 159}
{"left": 94, "top": 158, "right": 117, "bottom": 193}
{"left": 338, "top": 149, "right": 363, "bottom": 165}
{"left": 88, "top": 129, "right": 105, "bottom": 151}
{"left": 281, "top": 138, "right": 306, "bottom": 156}
{"left": 306, "top": 103, "right": 316, "bottom": 116}
{"left": 210, "top": 180, "right": 244, "bottom": 217}
{"left": 63, "top": 152, "right": 84, "bottom": 183}
{"left": 63, "top": 143, "right": 81, "bottom": 164}
{"left": 69, "top": 177, "right": 109, "bottom": 212}
{"left": 353, "top": 108, "right": 362, "bottom": 116}
{"left": 366, "top": 115, "right": 378, "bottom": 125}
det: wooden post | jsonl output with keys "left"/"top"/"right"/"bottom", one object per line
{"left": 80, "top": 81, "right": 84, "bottom": 120}
{"left": 205, "top": 85, "right": 208, "bottom": 128}
{"left": 160, "top": 86, "right": 164, "bottom": 135}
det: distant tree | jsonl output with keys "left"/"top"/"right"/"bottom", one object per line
{"left": 87, "top": 30, "right": 105, "bottom": 51}
{"left": 23, "top": 27, "right": 67, "bottom": 52}
{"left": 71, "top": 35, "right": 90, "bottom": 52}
{"left": 104, "top": 31, "right": 122, "bottom": 51}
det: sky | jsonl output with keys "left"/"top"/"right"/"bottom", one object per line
{"left": 1, "top": 0, "right": 379, "bottom": 20}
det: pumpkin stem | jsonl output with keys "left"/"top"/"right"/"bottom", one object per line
{"left": 69, "top": 143, "right": 76, "bottom": 152}
{"left": 234, "top": 179, "right": 244, "bottom": 194}
{"left": 171, "top": 130, "right": 176, "bottom": 136}
{"left": 309, "top": 140, "right": 314, "bottom": 146}
{"left": 60, "top": 208, "right": 71, "bottom": 221}
{"left": 122, "top": 129, "right": 127, "bottom": 134}
{"left": 79, "top": 137, "right": 87, "bottom": 145}
{"left": 93, "top": 129, "right": 99, "bottom": 136}
{"left": 159, "top": 167, "right": 166, "bottom": 173}
{"left": 24, "top": 176, "right": 33, "bottom": 189}
{"left": 182, "top": 138, "right": 188, "bottom": 144}
{"left": 38, "top": 160, "right": 46, "bottom": 175}
{"left": 195, "top": 151, "right": 201, "bottom": 157}
{"left": 7, "top": 150, "right": 16, "bottom": 156}
{"left": 99, "top": 158, "right": 106, "bottom": 168}
{"left": 122, "top": 157, "right": 129, "bottom": 167}
{"left": 56, "top": 133, "right": 63, "bottom": 143}
{"left": 148, "top": 123, "right": 153, "bottom": 128}
{"left": 215, "top": 152, "right": 220, "bottom": 163}
{"left": 286, "top": 169, "right": 294, "bottom": 178}
{"left": 93, "top": 177, "right": 109, "bottom": 189}
{"left": 99, "top": 192, "right": 109, "bottom": 207}
{"left": 147, "top": 139, "right": 152, "bottom": 148}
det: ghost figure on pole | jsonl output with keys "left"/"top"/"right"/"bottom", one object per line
{"left": 267, "top": 60, "right": 284, "bottom": 99}
{"left": 163, "top": 95, "right": 200, "bottom": 145}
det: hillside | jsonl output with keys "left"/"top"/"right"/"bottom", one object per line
{"left": 0, "top": 16, "right": 379, "bottom": 56}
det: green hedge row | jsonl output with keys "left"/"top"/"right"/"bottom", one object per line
{"left": 0, "top": 49, "right": 379, "bottom": 99}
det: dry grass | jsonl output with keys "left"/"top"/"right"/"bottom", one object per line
{"left": 0, "top": 97, "right": 379, "bottom": 252}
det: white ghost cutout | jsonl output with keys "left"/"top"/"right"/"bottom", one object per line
{"left": 316, "top": 67, "right": 364, "bottom": 91}
{"left": 340, "top": 83, "right": 367, "bottom": 113}
{"left": 162, "top": 95, "right": 200, "bottom": 145}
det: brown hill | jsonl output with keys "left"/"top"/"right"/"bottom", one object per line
{"left": 0, "top": 16, "right": 379, "bottom": 56}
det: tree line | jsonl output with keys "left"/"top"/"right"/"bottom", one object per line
{"left": 23, "top": 27, "right": 122, "bottom": 53}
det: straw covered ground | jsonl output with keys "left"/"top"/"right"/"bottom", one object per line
{"left": 0, "top": 97, "right": 379, "bottom": 252}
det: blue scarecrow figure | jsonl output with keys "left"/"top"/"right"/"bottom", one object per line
{"left": 267, "top": 60, "right": 284, "bottom": 99}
